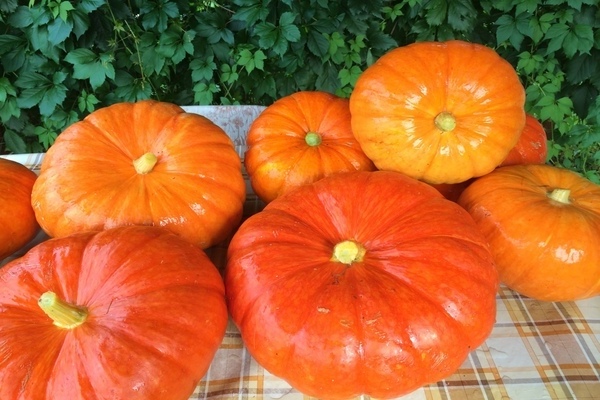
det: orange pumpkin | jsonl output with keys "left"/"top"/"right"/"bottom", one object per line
{"left": 458, "top": 164, "right": 600, "bottom": 302}
{"left": 349, "top": 40, "right": 526, "bottom": 184}
{"left": 0, "top": 157, "right": 39, "bottom": 260}
{"left": 499, "top": 113, "right": 548, "bottom": 167}
{"left": 31, "top": 100, "right": 246, "bottom": 249}
{"left": 226, "top": 171, "right": 499, "bottom": 398}
{"left": 0, "top": 225, "right": 228, "bottom": 399}
{"left": 244, "top": 91, "right": 375, "bottom": 203}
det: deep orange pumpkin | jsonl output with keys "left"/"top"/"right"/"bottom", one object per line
{"left": 458, "top": 164, "right": 600, "bottom": 302}
{"left": 0, "top": 157, "right": 39, "bottom": 260}
{"left": 349, "top": 40, "right": 526, "bottom": 184}
{"left": 31, "top": 100, "right": 245, "bottom": 249}
{"left": 499, "top": 114, "right": 548, "bottom": 167}
{"left": 244, "top": 91, "right": 376, "bottom": 203}
{"left": 225, "top": 171, "right": 499, "bottom": 399}
{"left": 0, "top": 225, "right": 228, "bottom": 399}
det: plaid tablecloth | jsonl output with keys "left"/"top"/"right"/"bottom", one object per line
{"left": 2, "top": 106, "right": 598, "bottom": 400}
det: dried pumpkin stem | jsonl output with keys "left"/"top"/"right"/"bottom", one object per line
{"left": 331, "top": 240, "right": 366, "bottom": 265}
{"left": 434, "top": 111, "right": 457, "bottom": 132}
{"left": 133, "top": 152, "right": 158, "bottom": 174}
{"left": 305, "top": 132, "right": 322, "bottom": 147}
{"left": 548, "top": 188, "right": 571, "bottom": 204}
{"left": 38, "top": 291, "right": 88, "bottom": 329}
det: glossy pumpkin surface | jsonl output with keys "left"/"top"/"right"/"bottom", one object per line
{"left": 244, "top": 91, "right": 375, "bottom": 203}
{"left": 31, "top": 100, "right": 245, "bottom": 248}
{"left": 0, "top": 157, "right": 39, "bottom": 260}
{"left": 349, "top": 40, "right": 526, "bottom": 184}
{"left": 225, "top": 171, "right": 499, "bottom": 399}
{"left": 458, "top": 164, "right": 600, "bottom": 302}
{"left": 0, "top": 226, "right": 228, "bottom": 400}
{"left": 500, "top": 114, "right": 548, "bottom": 167}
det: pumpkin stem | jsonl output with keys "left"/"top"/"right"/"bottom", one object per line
{"left": 133, "top": 152, "right": 158, "bottom": 174}
{"left": 434, "top": 111, "right": 457, "bottom": 132}
{"left": 38, "top": 291, "right": 88, "bottom": 329}
{"left": 547, "top": 188, "right": 571, "bottom": 204}
{"left": 331, "top": 240, "right": 366, "bottom": 265}
{"left": 305, "top": 132, "right": 322, "bottom": 147}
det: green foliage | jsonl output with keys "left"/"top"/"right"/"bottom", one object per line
{"left": 0, "top": 0, "right": 598, "bottom": 181}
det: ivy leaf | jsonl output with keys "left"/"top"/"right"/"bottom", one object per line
{"left": 447, "top": 0, "right": 477, "bottom": 32}
{"left": 279, "top": 12, "right": 300, "bottom": 42}
{"left": 8, "top": 6, "right": 34, "bottom": 28}
{"left": 255, "top": 21, "right": 277, "bottom": 48}
{"left": 307, "top": 30, "right": 329, "bottom": 57}
{"left": 544, "top": 22, "right": 569, "bottom": 54}
{"left": 4, "top": 129, "right": 27, "bottom": 154}
{"left": 193, "top": 82, "right": 219, "bottom": 104}
{"left": 113, "top": 71, "right": 152, "bottom": 102}
{"left": 425, "top": 0, "right": 447, "bottom": 26}
{"left": 65, "top": 49, "right": 115, "bottom": 88}
{"left": 232, "top": 0, "right": 270, "bottom": 25}
{"left": 496, "top": 14, "right": 524, "bottom": 49}
{"left": 79, "top": 0, "right": 105, "bottom": 13}
{"left": 190, "top": 56, "right": 217, "bottom": 82}
{"left": 562, "top": 24, "right": 594, "bottom": 57}
{"left": 338, "top": 65, "right": 362, "bottom": 87}
{"left": 47, "top": 15, "right": 73, "bottom": 45}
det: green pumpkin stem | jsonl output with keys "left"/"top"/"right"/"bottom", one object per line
{"left": 38, "top": 291, "right": 88, "bottom": 329}
{"left": 331, "top": 240, "right": 366, "bottom": 265}
{"left": 548, "top": 188, "right": 571, "bottom": 204}
{"left": 305, "top": 132, "right": 322, "bottom": 147}
{"left": 434, "top": 111, "right": 457, "bottom": 132}
{"left": 133, "top": 152, "right": 158, "bottom": 174}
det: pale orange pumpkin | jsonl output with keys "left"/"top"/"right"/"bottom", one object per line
{"left": 31, "top": 100, "right": 246, "bottom": 248}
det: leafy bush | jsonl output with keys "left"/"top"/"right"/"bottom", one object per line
{"left": 1, "top": 0, "right": 598, "bottom": 182}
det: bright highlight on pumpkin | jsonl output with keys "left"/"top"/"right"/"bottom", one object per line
{"left": 38, "top": 291, "right": 88, "bottom": 329}
{"left": 331, "top": 240, "right": 366, "bottom": 265}
{"left": 434, "top": 111, "right": 457, "bottom": 132}
{"left": 548, "top": 188, "right": 571, "bottom": 204}
{"left": 305, "top": 132, "right": 322, "bottom": 146}
{"left": 133, "top": 152, "right": 158, "bottom": 174}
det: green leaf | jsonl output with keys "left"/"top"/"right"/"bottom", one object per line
{"left": 47, "top": 16, "right": 73, "bottom": 45}
{"left": 4, "top": 129, "right": 27, "bottom": 153}
{"left": 255, "top": 22, "right": 277, "bottom": 48}
{"left": 307, "top": 30, "right": 329, "bottom": 57}
{"left": 190, "top": 57, "right": 217, "bottom": 82}
{"left": 425, "top": 0, "right": 448, "bottom": 27}
{"left": 447, "top": 0, "right": 477, "bottom": 31}
{"left": 232, "top": 0, "right": 270, "bottom": 25}
{"left": 338, "top": 65, "right": 362, "bottom": 87}
{"left": 79, "top": 0, "right": 105, "bottom": 13}
{"left": 544, "top": 23, "right": 569, "bottom": 54}
{"left": 77, "top": 90, "right": 99, "bottom": 113}
{"left": 8, "top": 6, "right": 34, "bottom": 28}
{"left": 279, "top": 12, "right": 300, "bottom": 42}
{"left": 64, "top": 48, "right": 96, "bottom": 64}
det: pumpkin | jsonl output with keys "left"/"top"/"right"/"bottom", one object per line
{"left": 225, "top": 171, "right": 499, "bottom": 399}
{"left": 349, "top": 40, "right": 526, "bottom": 184}
{"left": 458, "top": 164, "right": 600, "bottom": 302}
{"left": 31, "top": 100, "right": 246, "bottom": 249}
{"left": 0, "top": 157, "right": 39, "bottom": 260}
{"left": 0, "top": 225, "right": 228, "bottom": 399}
{"left": 244, "top": 91, "right": 376, "bottom": 203}
{"left": 499, "top": 113, "right": 548, "bottom": 167}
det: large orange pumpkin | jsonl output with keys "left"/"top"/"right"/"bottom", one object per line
{"left": 31, "top": 100, "right": 245, "bottom": 248}
{"left": 0, "top": 157, "right": 39, "bottom": 260}
{"left": 458, "top": 164, "right": 600, "bottom": 302}
{"left": 244, "top": 91, "right": 375, "bottom": 203}
{"left": 349, "top": 40, "right": 526, "bottom": 184}
{"left": 0, "top": 226, "right": 228, "bottom": 400}
{"left": 225, "top": 171, "right": 499, "bottom": 399}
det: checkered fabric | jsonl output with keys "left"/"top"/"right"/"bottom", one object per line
{"left": 1, "top": 106, "right": 598, "bottom": 400}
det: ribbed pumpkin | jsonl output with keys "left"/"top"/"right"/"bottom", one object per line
{"left": 226, "top": 171, "right": 499, "bottom": 399}
{"left": 458, "top": 164, "right": 600, "bottom": 302}
{"left": 0, "top": 225, "right": 228, "bottom": 400}
{"left": 0, "top": 157, "right": 39, "bottom": 260}
{"left": 349, "top": 40, "right": 526, "bottom": 184}
{"left": 244, "top": 91, "right": 375, "bottom": 203}
{"left": 31, "top": 100, "right": 245, "bottom": 249}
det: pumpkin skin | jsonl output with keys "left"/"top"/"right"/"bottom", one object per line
{"left": 244, "top": 91, "right": 376, "bottom": 203}
{"left": 225, "top": 171, "right": 499, "bottom": 399}
{"left": 349, "top": 40, "right": 526, "bottom": 184}
{"left": 0, "top": 157, "right": 39, "bottom": 260}
{"left": 0, "top": 225, "right": 228, "bottom": 400}
{"left": 458, "top": 164, "right": 600, "bottom": 302}
{"left": 499, "top": 114, "right": 548, "bottom": 167}
{"left": 31, "top": 100, "right": 246, "bottom": 249}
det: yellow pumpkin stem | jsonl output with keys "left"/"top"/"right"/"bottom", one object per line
{"left": 133, "top": 152, "right": 158, "bottom": 174}
{"left": 434, "top": 111, "right": 457, "bottom": 132}
{"left": 331, "top": 240, "right": 366, "bottom": 265}
{"left": 548, "top": 188, "right": 571, "bottom": 204}
{"left": 38, "top": 291, "right": 88, "bottom": 329}
{"left": 305, "top": 132, "right": 322, "bottom": 147}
